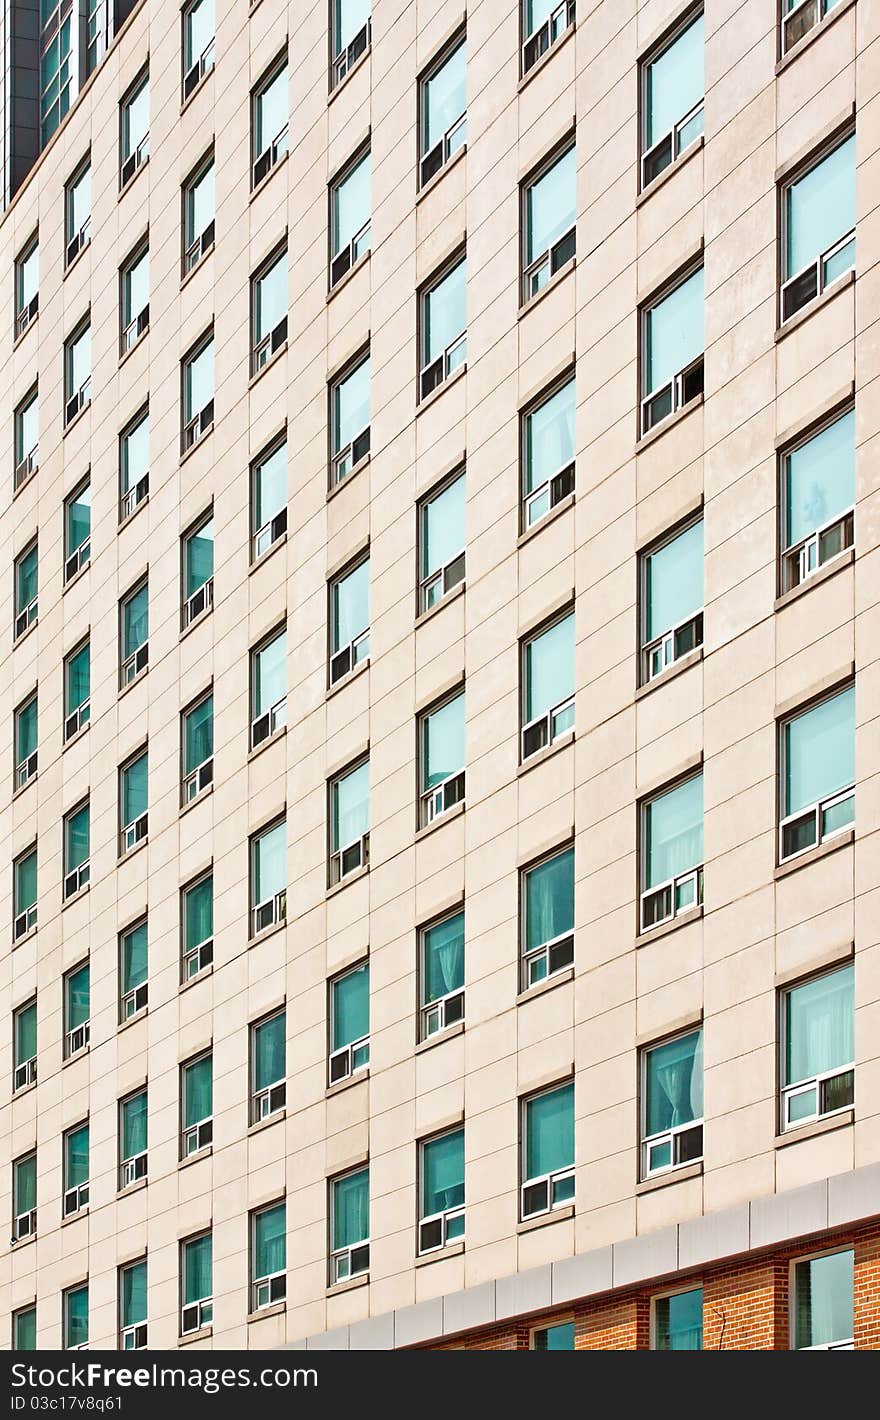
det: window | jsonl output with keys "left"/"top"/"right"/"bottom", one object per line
{"left": 419, "top": 1128, "right": 464, "bottom": 1253}
{"left": 419, "top": 33, "right": 466, "bottom": 188}
{"left": 640, "top": 772, "right": 703, "bottom": 930}
{"left": 63, "top": 961, "right": 90, "bottom": 1057}
{"left": 523, "top": 144, "right": 576, "bottom": 302}
{"left": 640, "top": 518, "right": 704, "bottom": 682}
{"left": 181, "top": 332, "right": 214, "bottom": 452}
{"left": 181, "top": 514, "right": 214, "bottom": 628}
{"left": 329, "top": 555, "right": 370, "bottom": 684}
{"left": 419, "top": 690, "right": 465, "bottom": 827}
{"left": 40, "top": 3, "right": 73, "bottom": 141}
{"left": 330, "top": 352, "right": 370, "bottom": 487}
{"left": 12, "top": 1152, "right": 36, "bottom": 1242}
{"left": 63, "top": 802, "right": 90, "bottom": 900}
{"left": 120, "top": 406, "right": 149, "bottom": 520}
{"left": 13, "top": 846, "right": 37, "bottom": 940}
{"left": 14, "top": 386, "right": 39, "bottom": 489}
{"left": 532, "top": 1321, "right": 575, "bottom": 1350}
{"left": 14, "top": 540, "right": 38, "bottom": 640}
{"left": 329, "top": 961, "right": 369, "bottom": 1083}
{"left": 181, "top": 1053, "right": 213, "bottom": 1156}
{"left": 251, "top": 247, "right": 288, "bottom": 377}
{"left": 252, "top": 59, "right": 288, "bottom": 186}
{"left": 64, "top": 1284, "right": 88, "bottom": 1350}
{"left": 64, "top": 478, "right": 91, "bottom": 583}
{"left": 330, "top": 1167, "right": 369, "bottom": 1282}
{"left": 65, "top": 159, "right": 92, "bottom": 267}
{"left": 252, "top": 437, "right": 287, "bottom": 559}
{"left": 85, "top": 0, "right": 106, "bottom": 74}
{"left": 521, "top": 1081, "right": 574, "bottom": 1219}
{"left": 782, "top": 0, "right": 844, "bottom": 53}
{"left": 251, "top": 817, "right": 287, "bottom": 936}
{"left": 14, "top": 693, "right": 38, "bottom": 791}
{"left": 641, "top": 10, "right": 704, "bottom": 188}
{"left": 14, "top": 1306, "right": 36, "bottom": 1350}
{"left": 119, "top": 919, "right": 148, "bottom": 1021}
{"left": 63, "top": 1122, "right": 89, "bottom": 1217}
{"left": 252, "top": 1202, "right": 286, "bottom": 1310}
{"left": 522, "top": 843, "right": 574, "bottom": 988}
{"left": 641, "top": 265, "right": 704, "bottom": 434}
{"left": 521, "top": 610, "right": 575, "bottom": 759}
{"left": 522, "top": 376, "right": 575, "bottom": 530}
{"left": 330, "top": 149, "right": 371, "bottom": 287}
{"left": 251, "top": 628, "right": 287, "bottom": 747}
{"left": 182, "top": 0, "right": 214, "bottom": 99}
{"left": 781, "top": 133, "right": 854, "bottom": 322}
{"left": 183, "top": 151, "right": 215, "bottom": 274}
{"left": 251, "top": 1010, "right": 286, "bottom": 1123}
{"left": 420, "top": 911, "right": 464, "bottom": 1040}
{"left": 331, "top": 0, "right": 371, "bottom": 88}
{"left": 119, "top": 1259, "right": 147, "bottom": 1350}
{"left": 119, "top": 1089, "right": 148, "bottom": 1188}
{"left": 792, "top": 1249, "right": 853, "bottom": 1349}
{"left": 653, "top": 1287, "right": 703, "bottom": 1350}
{"left": 420, "top": 255, "right": 467, "bottom": 400}
{"left": 64, "top": 319, "right": 91, "bottom": 425}
{"left": 180, "top": 1233, "right": 213, "bottom": 1335}
{"left": 182, "top": 874, "right": 213, "bottom": 980}
{"left": 15, "top": 235, "right": 39, "bottom": 338}
{"left": 64, "top": 639, "right": 90, "bottom": 741}
{"left": 641, "top": 1027, "right": 703, "bottom": 1178}
{"left": 781, "top": 408, "right": 854, "bottom": 591}
{"left": 418, "top": 469, "right": 465, "bottom": 611}
{"left": 182, "top": 693, "right": 213, "bottom": 804}
{"left": 522, "top": 0, "right": 575, "bottom": 75}
{"left": 781, "top": 963, "right": 854, "bottom": 1131}
{"left": 780, "top": 684, "right": 854, "bottom": 861}
{"left": 120, "top": 243, "right": 149, "bottom": 355}
{"left": 121, "top": 72, "right": 150, "bottom": 187}
{"left": 13, "top": 998, "right": 37, "bottom": 1091}
{"left": 120, "top": 750, "right": 148, "bottom": 856}
{"left": 329, "top": 759, "right": 370, "bottom": 885}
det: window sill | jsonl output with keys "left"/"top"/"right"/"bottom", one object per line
{"left": 63, "top": 240, "right": 91, "bottom": 281}
{"left": 180, "top": 67, "right": 213, "bottom": 116}
{"left": 118, "top": 328, "right": 149, "bottom": 370}
{"left": 117, "top": 838, "right": 148, "bottom": 867}
{"left": 13, "top": 314, "right": 38, "bottom": 351}
{"left": 61, "top": 1206, "right": 89, "bottom": 1227}
{"left": 775, "top": 828, "right": 854, "bottom": 879}
{"left": 62, "top": 885, "right": 90, "bottom": 912}
{"left": 118, "top": 666, "right": 149, "bottom": 699}
{"left": 248, "top": 1302, "right": 286, "bottom": 1323}
{"left": 249, "top": 531, "right": 287, "bottom": 572}
{"left": 415, "top": 1020, "right": 465, "bottom": 1055}
{"left": 118, "top": 154, "right": 149, "bottom": 201}
{"left": 119, "top": 493, "right": 149, "bottom": 530}
{"left": 328, "top": 45, "right": 371, "bottom": 105}
{"left": 63, "top": 401, "right": 92, "bottom": 439}
{"left": 11, "top": 1234, "right": 35, "bottom": 1251}
{"left": 61, "top": 560, "right": 90, "bottom": 596}
{"left": 117, "top": 1176, "right": 148, "bottom": 1199}
{"left": 178, "top": 1327, "right": 212, "bottom": 1346}
{"left": 415, "top": 799, "right": 465, "bottom": 842}
{"left": 327, "top": 453, "right": 370, "bottom": 501}
{"left": 326, "top": 1273, "right": 369, "bottom": 1297}
{"left": 248, "top": 1109, "right": 285, "bottom": 1137}
{"left": 179, "top": 605, "right": 212, "bottom": 642}
{"left": 12, "top": 925, "right": 37, "bottom": 947}
{"left": 327, "top": 248, "right": 371, "bottom": 302}
{"left": 415, "top": 1239, "right": 465, "bottom": 1268}
{"left": 636, "top": 904, "right": 703, "bottom": 947}
{"left": 516, "top": 965, "right": 574, "bottom": 1006}
{"left": 180, "top": 784, "right": 212, "bottom": 818}
{"left": 774, "top": 547, "right": 854, "bottom": 612}
{"left": 518, "top": 493, "right": 575, "bottom": 548}
{"left": 636, "top": 135, "right": 704, "bottom": 208}
{"left": 417, "top": 143, "right": 467, "bottom": 204}
{"left": 248, "top": 725, "right": 287, "bottom": 761}
{"left": 775, "top": 0, "right": 856, "bottom": 74}
{"left": 636, "top": 1161, "right": 703, "bottom": 1196}
{"left": 517, "top": 22, "right": 575, "bottom": 91}
{"left": 416, "top": 578, "right": 466, "bottom": 626}
{"left": 179, "top": 963, "right": 213, "bottom": 993}
{"left": 327, "top": 862, "right": 369, "bottom": 898}
{"left": 518, "top": 729, "right": 575, "bottom": 778}
{"left": 326, "top": 656, "right": 370, "bottom": 701}
{"left": 636, "top": 393, "right": 703, "bottom": 453}
{"left": 517, "top": 1203, "right": 574, "bottom": 1235}
{"left": 12, "top": 467, "right": 38, "bottom": 500}
{"left": 249, "top": 340, "right": 288, "bottom": 389}
{"left": 12, "top": 772, "right": 37, "bottom": 801}
{"left": 417, "top": 360, "right": 467, "bottom": 415}
{"left": 775, "top": 268, "right": 855, "bottom": 344}
{"left": 775, "top": 1108, "right": 854, "bottom": 1150}
{"left": 250, "top": 150, "right": 288, "bottom": 203}
{"left": 12, "top": 1080, "right": 37, "bottom": 1100}
{"left": 517, "top": 257, "right": 575, "bottom": 320}
{"left": 634, "top": 647, "right": 703, "bottom": 701}
{"left": 248, "top": 918, "right": 287, "bottom": 950}
{"left": 179, "top": 425, "right": 214, "bottom": 467}
{"left": 178, "top": 1146, "right": 212, "bottom": 1171}
{"left": 325, "top": 1067, "right": 369, "bottom": 1099}
{"left": 62, "top": 1045, "right": 90, "bottom": 1068}
{"left": 13, "top": 619, "right": 38, "bottom": 650}
{"left": 180, "top": 244, "right": 215, "bottom": 290}
{"left": 117, "top": 1005, "right": 148, "bottom": 1033}
{"left": 63, "top": 723, "right": 90, "bottom": 753}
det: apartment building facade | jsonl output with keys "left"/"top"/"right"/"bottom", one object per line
{"left": 2, "top": 0, "right": 879, "bottom": 1354}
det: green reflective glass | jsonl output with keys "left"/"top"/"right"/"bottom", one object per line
{"left": 254, "top": 1202, "right": 286, "bottom": 1278}
{"left": 645, "top": 521, "right": 703, "bottom": 641}
{"left": 185, "top": 519, "right": 213, "bottom": 596}
{"left": 525, "top": 1082, "right": 574, "bottom": 1179}
{"left": 16, "top": 698, "right": 37, "bottom": 765}
{"left": 16, "top": 545, "right": 37, "bottom": 613}
{"left": 525, "top": 614, "right": 574, "bottom": 721}
{"left": 122, "top": 1091, "right": 148, "bottom": 1160}
{"left": 646, "top": 267, "right": 703, "bottom": 394}
{"left": 253, "top": 633, "right": 286, "bottom": 715}
{"left": 534, "top": 1322, "right": 575, "bottom": 1350}
{"left": 183, "top": 1056, "right": 212, "bottom": 1127}
{"left": 15, "top": 1002, "right": 37, "bottom": 1065}
{"left": 122, "top": 922, "right": 147, "bottom": 994}
{"left": 645, "top": 774, "right": 703, "bottom": 888}
{"left": 122, "top": 1260, "right": 147, "bottom": 1328}
{"left": 332, "top": 761, "right": 369, "bottom": 850}
{"left": 65, "top": 1285, "right": 88, "bottom": 1348}
{"left": 423, "top": 912, "right": 464, "bottom": 1005}
{"left": 784, "top": 687, "right": 854, "bottom": 816}
{"left": 422, "top": 1129, "right": 464, "bottom": 1216}
{"left": 15, "top": 850, "right": 37, "bottom": 911}
{"left": 184, "top": 1235, "right": 212, "bottom": 1303}
{"left": 254, "top": 1012, "right": 285, "bottom": 1091}
{"left": 332, "top": 964, "right": 369, "bottom": 1050}
{"left": 654, "top": 1287, "right": 703, "bottom": 1350}
{"left": 66, "top": 963, "right": 89, "bottom": 1029}
{"left": 65, "top": 805, "right": 89, "bottom": 871}
{"left": 123, "top": 584, "right": 148, "bottom": 657}
{"left": 422, "top": 693, "right": 464, "bottom": 790}
{"left": 645, "top": 1029, "right": 703, "bottom": 1136}
{"left": 15, "top": 1307, "right": 36, "bottom": 1350}
{"left": 15, "top": 1155, "right": 36, "bottom": 1212}
{"left": 525, "top": 847, "right": 574, "bottom": 953}
{"left": 794, "top": 1250, "right": 853, "bottom": 1348}
{"left": 185, "top": 696, "right": 213, "bottom": 774}
{"left": 785, "top": 964, "right": 854, "bottom": 1086}
{"left": 122, "top": 754, "right": 148, "bottom": 829}
{"left": 185, "top": 877, "right": 212, "bottom": 948}
{"left": 253, "top": 820, "right": 286, "bottom": 902}
{"left": 65, "top": 1124, "right": 89, "bottom": 1187}
{"left": 66, "top": 644, "right": 90, "bottom": 713}
{"left": 332, "top": 1168, "right": 369, "bottom": 1249}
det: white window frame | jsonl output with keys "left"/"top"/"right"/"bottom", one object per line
{"left": 639, "top": 519, "right": 705, "bottom": 685}
{"left": 63, "top": 477, "right": 91, "bottom": 584}
{"left": 180, "top": 1236, "right": 213, "bottom": 1336}
{"left": 119, "top": 752, "right": 148, "bottom": 857}
{"left": 119, "top": 406, "right": 150, "bottom": 522}
{"left": 639, "top": 774, "right": 704, "bottom": 932}
{"left": 419, "top": 33, "right": 467, "bottom": 189}
{"left": 13, "top": 847, "right": 38, "bottom": 941}
{"left": 181, "top": 692, "right": 214, "bottom": 805}
{"left": 640, "top": 1030, "right": 704, "bottom": 1179}
{"left": 418, "top": 692, "right": 466, "bottom": 829}
{"left": 63, "top": 963, "right": 90, "bottom": 1059}
{"left": 789, "top": 1247, "right": 854, "bottom": 1350}
{"left": 14, "top": 386, "right": 39, "bottom": 490}
{"left": 521, "top": 376, "right": 576, "bottom": 531}
{"left": 328, "top": 964, "right": 370, "bottom": 1085}
{"left": 182, "top": 0, "right": 215, "bottom": 101}
{"left": 182, "top": 151, "right": 215, "bottom": 275}
{"left": 250, "top": 628, "right": 288, "bottom": 748}
{"left": 118, "top": 919, "right": 148, "bottom": 1022}
{"left": 781, "top": 0, "right": 841, "bottom": 55}
{"left": 14, "top": 694, "right": 38, "bottom": 791}
{"left": 250, "top": 1012, "right": 286, "bottom": 1125}
{"left": 779, "top": 412, "right": 854, "bottom": 594}
{"left": 63, "top": 638, "right": 90, "bottom": 743}
{"left": 521, "top": 143, "right": 576, "bottom": 304}
{"left": 181, "top": 512, "right": 214, "bottom": 629}
{"left": 329, "top": 351, "right": 371, "bottom": 488}
{"left": 13, "top": 541, "right": 38, "bottom": 641}
{"left": 251, "top": 245, "right": 288, "bottom": 375}
{"left": 329, "top": 1169, "right": 370, "bottom": 1283}
{"left": 120, "top": 243, "right": 149, "bottom": 356}
{"left": 650, "top": 1284, "right": 704, "bottom": 1351}
{"left": 520, "top": 613, "right": 575, "bottom": 761}
{"left": 12, "top": 1153, "right": 37, "bottom": 1242}
{"left": 418, "top": 468, "right": 466, "bottom": 613}
{"left": 520, "top": 1083, "right": 575, "bottom": 1220}
{"left": 780, "top": 136, "right": 855, "bottom": 325}
{"left": 13, "top": 1000, "right": 37, "bottom": 1092}
{"left": 64, "top": 319, "right": 91, "bottom": 426}
{"left": 251, "top": 437, "right": 288, "bottom": 560}
{"left": 65, "top": 158, "right": 91, "bottom": 267}
{"left": 331, "top": 7, "right": 371, "bottom": 89}
{"left": 119, "top": 1260, "right": 148, "bottom": 1351}
{"left": 419, "top": 256, "right": 467, "bottom": 401}
{"left": 520, "top": 844, "right": 575, "bottom": 990}
{"left": 15, "top": 234, "right": 39, "bottom": 338}
{"left": 120, "top": 73, "right": 150, "bottom": 189}
{"left": 419, "top": 913, "right": 465, "bottom": 1041}
{"left": 640, "top": 10, "right": 705, "bottom": 191}
{"left": 250, "top": 820, "right": 287, "bottom": 938}
{"left": 181, "top": 332, "right": 214, "bottom": 454}
{"left": 417, "top": 1130, "right": 465, "bottom": 1254}
{"left": 120, "top": 581, "right": 149, "bottom": 686}
{"left": 328, "top": 559, "right": 371, "bottom": 686}
{"left": 778, "top": 690, "right": 855, "bottom": 864}
{"left": 522, "top": 0, "right": 575, "bottom": 76}
{"left": 181, "top": 874, "right": 213, "bottom": 981}
{"left": 118, "top": 1089, "right": 148, "bottom": 1190}
{"left": 63, "top": 803, "right": 90, "bottom": 900}
{"left": 779, "top": 968, "right": 855, "bottom": 1133}
{"left": 181, "top": 1055, "right": 213, "bottom": 1157}
{"left": 640, "top": 266, "right": 705, "bottom": 436}
{"left": 252, "top": 60, "right": 289, "bottom": 187}
{"left": 251, "top": 1205, "right": 287, "bottom": 1310}
{"left": 62, "top": 1124, "right": 89, "bottom": 1218}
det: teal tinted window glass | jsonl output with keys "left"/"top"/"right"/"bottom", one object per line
{"left": 67, "top": 165, "right": 91, "bottom": 240}
{"left": 16, "top": 697, "right": 37, "bottom": 765}
{"left": 525, "top": 614, "right": 574, "bottom": 721}
{"left": 254, "top": 250, "right": 287, "bottom": 342}
{"left": 15, "top": 1307, "right": 36, "bottom": 1350}
{"left": 17, "top": 241, "right": 38, "bottom": 312}
{"left": 794, "top": 1250, "right": 853, "bottom": 1349}
{"left": 786, "top": 136, "right": 855, "bottom": 277}
{"left": 184, "top": 876, "right": 212, "bottom": 948}
{"left": 183, "top": 1234, "right": 212, "bottom": 1303}
{"left": 525, "top": 1082, "right": 574, "bottom": 1179}
{"left": 255, "top": 65, "right": 287, "bottom": 152}
{"left": 534, "top": 1322, "right": 575, "bottom": 1350}
{"left": 784, "top": 687, "right": 855, "bottom": 816}
{"left": 423, "top": 911, "right": 464, "bottom": 1004}
{"left": 186, "top": 160, "right": 214, "bottom": 245}
{"left": 66, "top": 804, "right": 89, "bottom": 871}
{"left": 65, "top": 1123, "right": 89, "bottom": 1187}
{"left": 422, "top": 693, "right": 465, "bottom": 791}
{"left": 253, "top": 632, "right": 286, "bottom": 715}
{"left": 67, "top": 324, "right": 90, "bottom": 396}
{"left": 185, "top": 519, "right": 213, "bottom": 597}
{"left": 65, "top": 1285, "right": 88, "bottom": 1348}
{"left": 785, "top": 964, "right": 854, "bottom": 1086}
{"left": 422, "top": 472, "right": 465, "bottom": 578}
{"left": 332, "top": 760, "right": 369, "bottom": 850}
{"left": 785, "top": 410, "right": 855, "bottom": 547}
{"left": 645, "top": 521, "right": 704, "bottom": 641}
{"left": 333, "top": 151, "right": 370, "bottom": 254}
{"left": 254, "top": 1202, "right": 286, "bottom": 1278}
{"left": 66, "top": 963, "right": 89, "bottom": 1029}
{"left": 333, "top": 358, "right": 370, "bottom": 454}
{"left": 527, "top": 147, "right": 575, "bottom": 265}
{"left": 184, "top": 696, "right": 213, "bottom": 774}
{"left": 332, "top": 964, "right": 369, "bottom": 1050}
{"left": 646, "top": 14, "right": 704, "bottom": 147}
{"left": 16, "top": 849, "right": 37, "bottom": 911}
{"left": 121, "top": 1260, "right": 147, "bottom": 1328}
{"left": 121, "top": 922, "right": 147, "bottom": 995}
{"left": 422, "top": 1128, "right": 464, "bottom": 1216}
{"left": 123, "top": 78, "right": 149, "bottom": 158}
{"left": 184, "top": 0, "right": 213, "bottom": 69}
{"left": 654, "top": 1288, "right": 703, "bottom": 1350}
{"left": 645, "top": 774, "right": 703, "bottom": 888}
{"left": 525, "top": 846, "right": 574, "bottom": 953}
{"left": 184, "top": 339, "right": 213, "bottom": 420}
{"left": 66, "top": 483, "right": 90, "bottom": 556}
{"left": 526, "top": 379, "right": 575, "bottom": 495}
{"left": 121, "top": 411, "right": 149, "bottom": 493}
{"left": 123, "top": 584, "right": 148, "bottom": 657}
{"left": 183, "top": 1055, "right": 212, "bottom": 1127}
{"left": 253, "top": 1012, "right": 286, "bottom": 1091}
{"left": 123, "top": 249, "right": 149, "bottom": 324}
{"left": 254, "top": 442, "right": 286, "bottom": 529}
{"left": 526, "top": 0, "right": 559, "bottom": 36}
{"left": 122, "top": 1090, "right": 148, "bottom": 1159}
{"left": 16, "top": 544, "right": 37, "bottom": 613}
{"left": 645, "top": 1029, "right": 703, "bottom": 1135}
{"left": 646, "top": 266, "right": 704, "bottom": 394}
{"left": 424, "top": 259, "right": 466, "bottom": 364}
{"left": 332, "top": 1168, "right": 369, "bottom": 1249}
{"left": 14, "top": 1154, "right": 36, "bottom": 1212}
{"left": 332, "top": 559, "right": 369, "bottom": 651}
{"left": 66, "top": 643, "right": 90, "bottom": 713}
{"left": 424, "top": 39, "right": 465, "bottom": 151}
{"left": 16, "top": 390, "right": 38, "bottom": 462}
{"left": 15, "top": 1001, "right": 37, "bottom": 1065}
{"left": 253, "top": 820, "right": 286, "bottom": 903}
{"left": 334, "top": 0, "right": 370, "bottom": 52}
{"left": 122, "top": 753, "right": 148, "bottom": 828}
